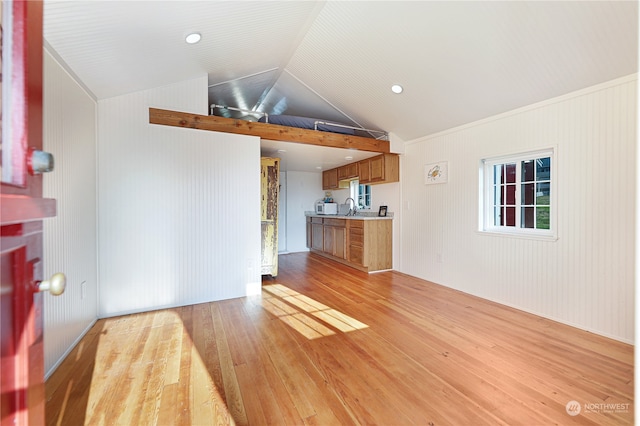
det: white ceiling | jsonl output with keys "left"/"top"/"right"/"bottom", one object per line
{"left": 44, "top": 1, "right": 638, "bottom": 172}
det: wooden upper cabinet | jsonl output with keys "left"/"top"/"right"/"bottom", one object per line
{"left": 337, "top": 163, "right": 358, "bottom": 181}
{"left": 322, "top": 168, "right": 338, "bottom": 190}
{"left": 324, "top": 153, "right": 399, "bottom": 189}
{"left": 359, "top": 154, "right": 399, "bottom": 185}
{"left": 369, "top": 155, "right": 384, "bottom": 181}
{"left": 358, "top": 159, "right": 371, "bottom": 183}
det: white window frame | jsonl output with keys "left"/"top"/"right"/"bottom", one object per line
{"left": 479, "top": 148, "right": 556, "bottom": 240}
{"left": 350, "top": 180, "right": 371, "bottom": 210}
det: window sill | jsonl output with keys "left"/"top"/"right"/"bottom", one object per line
{"left": 477, "top": 229, "right": 558, "bottom": 242}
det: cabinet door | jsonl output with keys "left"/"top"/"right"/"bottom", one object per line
{"left": 311, "top": 223, "right": 324, "bottom": 251}
{"left": 337, "top": 165, "right": 349, "bottom": 181}
{"left": 322, "top": 168, "right": 338, "bottom": 190}
{"left": 347, "top": 163, "right": 358, "bottom": 178}
{"left": 322, "top": 226, "right": 346, "bottom": 259}
{"left": 338, "top": 163, "right": 358, "bottom": 180}
{"left": 369, "top": 155, "right": 385, "bottom": 182}
{"left": 348, "top": 226, "right": 365, "bottom": 265}
{"left": 323, "top": 226, "right": 334, "bottom": 254}
{"left": 322, "top": 170, "right": 330, "bottom": 189}
{"left": 358, "top": 159, "right": 371, "bottom": 183}
{"left": 334, "top": 227, "right": 346, "bottom": 259}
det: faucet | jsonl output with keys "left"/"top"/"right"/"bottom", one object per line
{"left": 344, "top": 197, "right": 357, "bottom": 216}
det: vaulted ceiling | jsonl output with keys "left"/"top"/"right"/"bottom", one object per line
{"left": 44, "top": 1, "right": 638, "bottom": 171}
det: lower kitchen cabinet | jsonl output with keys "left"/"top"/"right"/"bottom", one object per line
{"left": 307, "top": 216, "right": 392, "bottom": 272}
{"left": 348, "top": 219, "right": 392, "bottom": 271}
{"left": 323, "top": 219, "right": 346, "bottom": 259}
{"left": 311, "top": 218, "right": 324, "bottom": 251}
{"left": 347, "top": 220, "right": 365, "bottom": 265}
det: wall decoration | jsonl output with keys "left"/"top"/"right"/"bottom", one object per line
{"left": 378, "top": 205, "right": 387, "bottom": 217}
{"left": 425, "top": 161, "right": 448, "bottom": 184}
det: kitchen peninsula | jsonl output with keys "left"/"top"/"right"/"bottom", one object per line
{"left": 305, "top": 212, "right": 393, "bottom": 272}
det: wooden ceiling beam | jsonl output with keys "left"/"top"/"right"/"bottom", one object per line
{"left": 149, "top": 108, "right": 390, "bottom": 153}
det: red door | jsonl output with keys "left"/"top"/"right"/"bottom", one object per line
{"left": 1, "top": 1, "right": 63, "bottom": 424}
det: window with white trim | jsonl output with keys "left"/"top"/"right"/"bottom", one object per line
{"left": 350, "top": 180, "right": 371, "bottom": 209}
{"left": 481, "top": 149, "right": 554, "bottom": 237}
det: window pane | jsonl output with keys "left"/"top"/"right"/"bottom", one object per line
{"left": 494, "top": 206, "right": 502, "bottom": 226}
{"left": 522, "top": 160, "right": 535, "bottom": 182}
{"left": 494, "top": 165, "right": 503, "bottom": 184}
{"left": 536, "top": 182, "right": 550, "bottom": 205}
{"left": 521, "top": 207, "right": 535, "bottom": 228}
{"left": 505, "top": 207, "right": 516, "bottom": 226}
{"left": 495, "top": 184, "right": 506, "bottom": 206}
{"left": 505, "top": 184, "right": 516, "bottom": 205}
{"left": 537, "top": 207, "right": 550, "bottom": 229}
{"left": 536, "top": 157, "right": 551, "bottom": 180}
{"left": 521, "top": 183, "right": 534, "bottom": 205}
{"left": 505, "top": 163, "right": 516, "bottom": 183}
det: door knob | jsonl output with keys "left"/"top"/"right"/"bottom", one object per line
{"left": 37, "top": 273, "right": 66, "bottom": 296}
{"left": 27, "top": 148, "right": 55, "bottom": 175}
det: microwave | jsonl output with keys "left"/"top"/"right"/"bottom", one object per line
{"left": 316, "top": 202, "right": 338, "bottom": 215}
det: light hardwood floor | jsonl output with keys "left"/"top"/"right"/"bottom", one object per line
{"left": 46, "top": 252, "right": 633, "bottom": 425}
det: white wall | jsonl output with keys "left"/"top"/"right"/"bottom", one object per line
{"left": 400, "top": 75, "right": 636, "bottom": 343}
{"left": 282, "top": 171, "right": 322, "bottom": 252}
{"left": 43, "top": 50, "right": 98, "bottom": 376}
{"left": 98, "top": 76, "right": 261, "bottom": 317}
{"left": 278, "top": 171, "right": 288, "bottom": 252}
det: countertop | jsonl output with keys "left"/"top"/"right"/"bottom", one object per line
{"left": 305, "top": 211, "right": 393, "bottom": 220}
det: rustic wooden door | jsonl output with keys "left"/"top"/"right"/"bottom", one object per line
{"left": 1, "top": 1, "right": 63, "bottom": 424}
{"left": 260, "top": 157, "right": 279, "bottom": 277}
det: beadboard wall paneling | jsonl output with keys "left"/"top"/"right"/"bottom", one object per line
{"left": 42, "top": 50, "right": 98, "bottom": 377}
{"left": 400, "top": 75, "right": 636, "bottom": 343}
{"left": 283, "top": 171, "right": 321, "bottom": 253}
{"left": 98, "top": 77, "right": 261, "bottom": 317}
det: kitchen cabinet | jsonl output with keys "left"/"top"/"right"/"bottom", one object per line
{"left": 323, "top": 218, "right": 346, "bottom": 259}
{"left": 311, "top": 217, "right": 324, "bottom": 251}
{"left": 358, "top": 153, "right": 399, "bottom": 184}
{"left": 348, "top": 219, "right": 392, "bottom": 271}
{"left": 322, "top": 168, "right": 338, "bottom": 190}
{"left": 347, "top": 220, "right": 365, "bottom": 265}
{"left": 323, "top": 153, "right": 399, "bottom": 190}
{"left": 337, "top": 163, "right": 358, "bottom": 181}
{"left": 307, "top": 215, "right": 392, "bottom": 272}
{"left": 261, "top": 157, "right": 279, "bottom": 276}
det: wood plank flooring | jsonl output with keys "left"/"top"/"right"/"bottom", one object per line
{"left": 45, "top": 252, "right": 633, "bottom": 425}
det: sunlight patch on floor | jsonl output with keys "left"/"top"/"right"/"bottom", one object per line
{"left": 261, "top": 284, "right": 368, "bottom": 339}
{"left": 81, "top": 310, "right": 234, "bottom": 425}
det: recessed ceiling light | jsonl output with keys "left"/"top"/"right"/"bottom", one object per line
{"left": 185, "top": 33, "right": 201, "bottom": 44}
{"left": 277, "top": 149, "right": 287, "bottom": 153}
{"left": 391, "top": 84, "right": 403, "bottom": 94}
{"left": 316, "top": 166, "right": 322, "bottom": 170}
{"left": 345, "top": 156, "right": 353, "bottom": 160}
